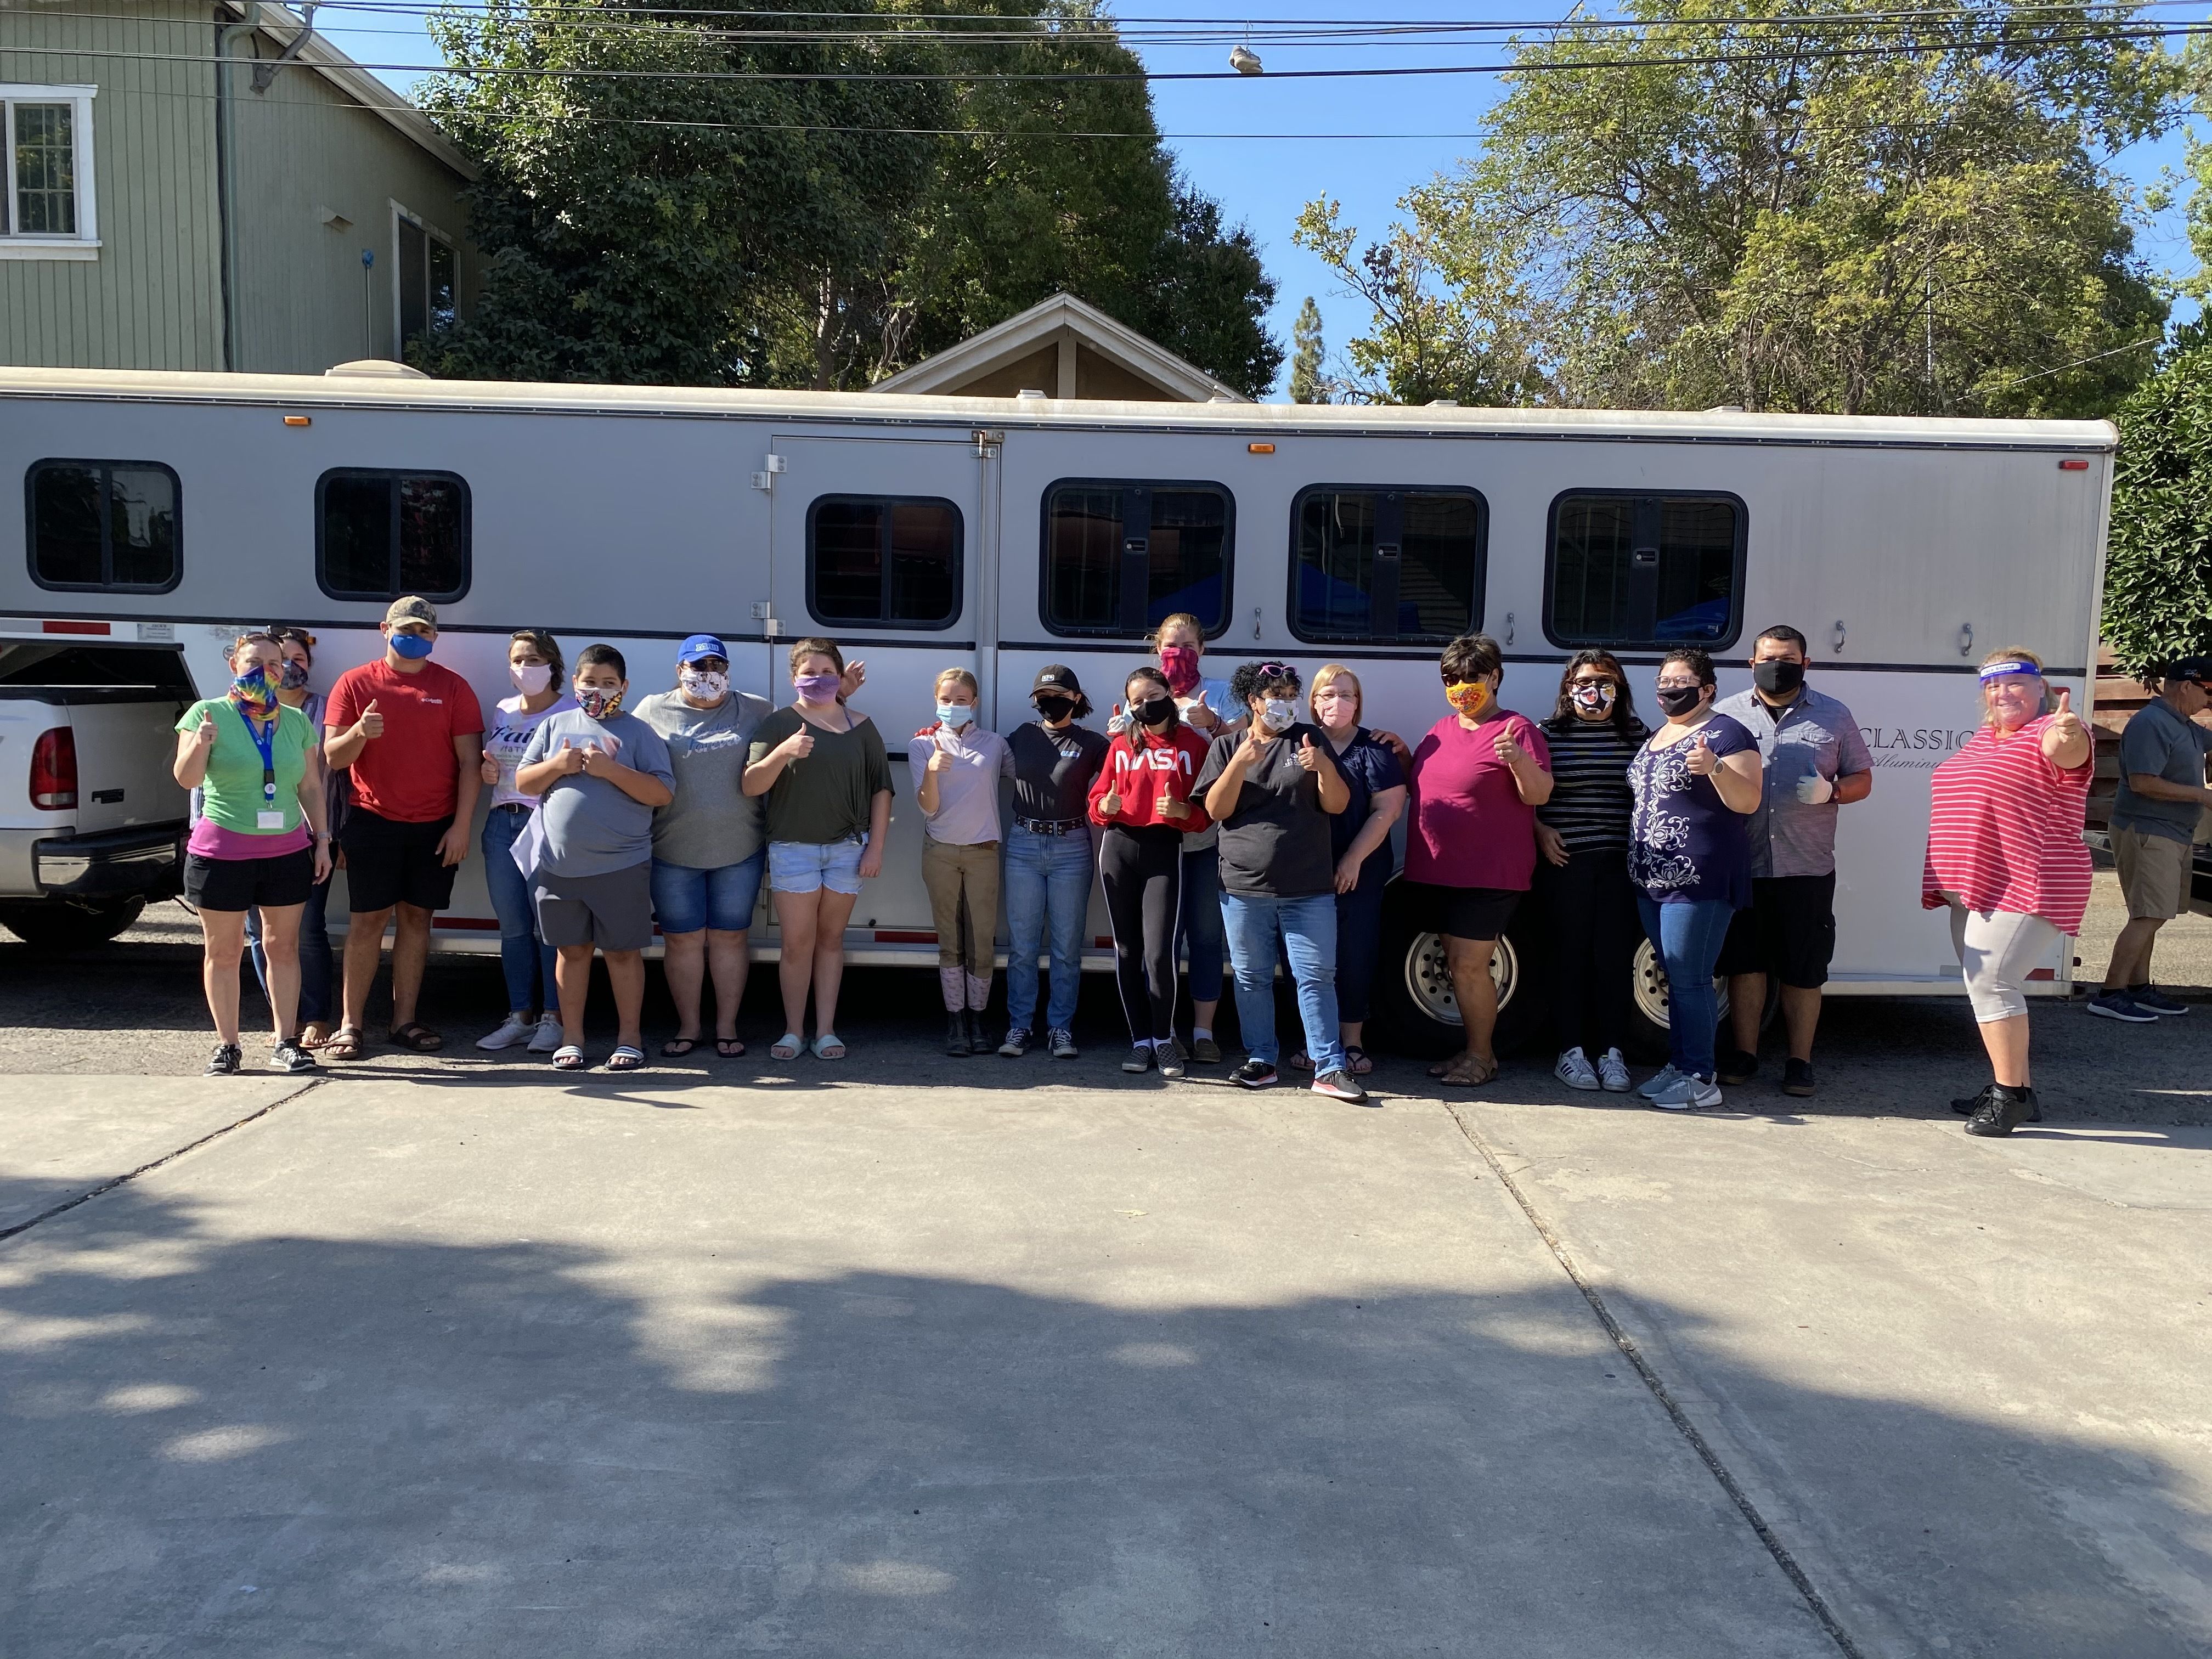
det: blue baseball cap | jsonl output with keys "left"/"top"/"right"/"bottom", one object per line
{"left": 677, "top": 633, "right": 729, "bottom": 665}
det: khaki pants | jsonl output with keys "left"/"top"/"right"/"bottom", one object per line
{"left": 2113, "top": 825, "right": 2190, "bottom": 922}
{"left": 923, "top": 837, "right": 1000, "bottom": 1009}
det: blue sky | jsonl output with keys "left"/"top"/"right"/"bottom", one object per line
{"left": 319, "top": 1, "right": 2204, "bottom": 397}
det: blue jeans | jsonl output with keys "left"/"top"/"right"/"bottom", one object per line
{"left": 244, "top": 871, "right": 333, "bottom": 1025}
{"left": 1221, "top": 890, "right": 1344, "bottom": 1074}
{"left": 482, "top": 806, "right": 558, "bottom": 1015}
{"left": 1177, "top": 842, "right": 1227, "bottom": 1005}
{"left": 1004, "top": 825, "right": 1092, "bottom": 1034}
{"left": 1636, "top": 895, "right": 1735, "bottom": 1080}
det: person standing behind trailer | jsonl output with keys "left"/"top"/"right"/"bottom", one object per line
{"left": 635, "top": 635, "right": 772, "bottom": 1060}
{"left": 173, "top": 633, "right": 331, "bottom": 1075}
{"left": 744, "top": 638, "right": 895, "bottom": 1063}
{"left": 1711, "top": 624, "right": 1875, "bottom": 1099}
{"left": 1402, "top": 634, "right": 1554, "bottom": 1091}
{"left": 475, "top": 630, "right": 575, "bottom": 1056}
{"left": 1300, "top": 665, "right": 1406, "bottom": 1076}
{"left": 1923, "top": 650, "right": 2094, "bottom": 1135}
{"left": 912, "top": 668, "right": 1015, "bottom": 1056}
{"left": 1091, "top": 667, "right": 1212, "bottom": 1077}
{"left": 1534, "top": 651, "right": 1647, "bottom": 1094}
{"left": 1198, "top": 661, "right": 1363, "bottom": 1103}
{"left": 2087, "top": 655, "right": 2212, "bottom": 1023}
{"left": 1628, "top": 648, "right": 1764, "bottom": 1111}
{"left": 515, "top": 645, "right": 675, "bottom": 1071}
{"left": 999, "top": 665, "right": 1109, "bottom": 1061}
{"left": 320, "top": 597, "right": 484, "bottom": 1062}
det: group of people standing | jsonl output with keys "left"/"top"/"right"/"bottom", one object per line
{"left": 172, "top": 594, "right": 2138, "bottom": 1136}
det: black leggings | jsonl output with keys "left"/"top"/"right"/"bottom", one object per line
{"left": 1536, "top": 847, "right": 1640, "bottom": 1054}
{"left": 1099, "top": 825, "right": 1183, "bottom": 1043}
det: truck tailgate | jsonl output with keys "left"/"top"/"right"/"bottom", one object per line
{"left": 65, "top": 699, "right": 190, "bottom": 830}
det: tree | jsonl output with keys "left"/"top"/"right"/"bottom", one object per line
{"left": 1288, "top": 297, "right": 1324, "bottom": 403}
{"left": 2104, "top": 324, "right": 2212, "bottom": 678}
{"left": 1296, "top": 0, "right": 2173, "bottom": 414}
{"left": 413, "top": 0, "right": 1280, "bottom": 394}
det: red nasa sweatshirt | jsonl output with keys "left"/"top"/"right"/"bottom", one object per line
{"left": 1087, "top": 722, "right": 1214, "bottom": 834}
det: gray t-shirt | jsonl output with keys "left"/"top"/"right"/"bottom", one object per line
{"left": 1712, "top": 684, "right": 1873, "bottom": 879}
{"left": 2112, "top": 696, "right": 2211, "bottom": 844}
{"left": 635, "top": 687, "right": 770, "bottom": 869}
{"left": 520, "top": 708, "right": 676, "bottom": 878}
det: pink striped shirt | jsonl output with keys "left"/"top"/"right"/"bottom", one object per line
{"left": 1921, "top": 714, "right": 2094, "bottom": 934}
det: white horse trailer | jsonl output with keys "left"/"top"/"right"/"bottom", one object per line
{"left": 0, "top": 365, "right": 2114, "bottom": 1053}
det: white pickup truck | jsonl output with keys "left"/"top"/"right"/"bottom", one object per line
{"left": 0, "top": 639, "right": 193, "bottom": 949}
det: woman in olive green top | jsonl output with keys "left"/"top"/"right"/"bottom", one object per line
{"left": 743, "top": 637, "right": 894, "bottom": 1060}
{"left": 173, "top": 632, "right": 332, "bottom": 1076}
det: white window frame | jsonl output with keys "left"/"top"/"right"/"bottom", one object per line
{"left": 0, "top": 84, "right": 98, "bottom": 261}
{"left": 389, "top": 200, "right": 456, "bottom": 350}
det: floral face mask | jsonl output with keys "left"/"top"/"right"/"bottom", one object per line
{"left": 1444, "top": 679, "right": 1493, "bottom": 720}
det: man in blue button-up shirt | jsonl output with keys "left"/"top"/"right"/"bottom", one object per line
{"left": 1712, "top": 625, "right": 1875, "bottom": 1098}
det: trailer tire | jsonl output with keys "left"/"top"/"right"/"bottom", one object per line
{"left": 1372, "top": 883, "right": 1546, "bottom": 1060}
{"left": 1623, "top": 937, "right": 1773, "bottom": 1063}
{"left": 0, "top": 896, "right": 145, "bottom": 951}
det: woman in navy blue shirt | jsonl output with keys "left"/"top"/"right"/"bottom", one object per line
{"left": 1297, "top": 665, "right": 1407, "bottom": 1074}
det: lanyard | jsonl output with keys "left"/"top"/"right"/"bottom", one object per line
{"left": 235, "top": 703, "right": 279, "bottom": 806}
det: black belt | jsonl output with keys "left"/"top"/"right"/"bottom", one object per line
{"left": 1015, "top": 816, "right": 1086, "bottom": 836}
{"left": 492, "top": 802, "right": 532, "bottom": 814}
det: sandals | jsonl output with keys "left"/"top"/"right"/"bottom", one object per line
{"left": 606, "top": 1046, "right": 646, "bottom": 1072}
{"left": 323, "top": 1025, "right": 364, "bottom": 1061}
{"left": 715, "top": 1037, "right": 746, "bottom": 1057}
{"left": 1289, "top": 1051, "right": 1314, "bottom": 1071}
{"left": 386, "top": 1022, "right": 444, "bottom": 1052}
{"left": 660, "top": 1036, "right": 699, "bottom": 1057}
{"left": 1428, "top": 1051, "right": 1498, "bottom": 1087}
{"left": 298, "top": 1022, "right": 332, "bottom": 1050}
{"left": 771, "top": 1032, "right": 804, "bottom": 1060}
{"left": 810, "top": 1034, "right": 846, "bottom": 1060}
{"left": 552, "top": 1045, "right": 587, "bottom": 1070}
{"left": 1344, "top": 1045, "right": 1374, "bottom": 1076}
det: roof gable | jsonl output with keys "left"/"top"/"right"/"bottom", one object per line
{"left": 870, "top": 292, "right": 1247, "bottom": 403}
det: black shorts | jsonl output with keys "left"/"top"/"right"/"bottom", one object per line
{"left": 185, "top": 845, "right": 314, "bottom": 912}
{"left": 1404, "top": 881, "right": 1521, "bottom": 943}
{"left": 1714, "top": 872, "right": 1837, "bottom": 990}
{"left": 340, "top": 809, "right": 458, "bottom": 915}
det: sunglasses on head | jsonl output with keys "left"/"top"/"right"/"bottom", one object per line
{"left": 1254, "top": 662, "right": 1293, "bottom": 681}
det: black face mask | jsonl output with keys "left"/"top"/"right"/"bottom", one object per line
{"left": 1753, "top": 659, "right": 1805, "bottom": 698}
{"left": 1135, "top": 695, "right": 1176, "bottom": 727}
{"left": 1655, "top": 684, "right": 1706, "bottom": 716}
{"left": 1035, "top": 695, "right": 1076, "bottom": 724}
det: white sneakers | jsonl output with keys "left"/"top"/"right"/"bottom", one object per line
{"left": 1558, "top": 1046, "right": 1635, "bottom": 1094}
{"left": 476, "top": 1012, "right": 533, "bottom": 1051}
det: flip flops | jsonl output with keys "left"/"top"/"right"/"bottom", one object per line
{"left": 659, "top": 1036, "right": 698, "bottom": 1057}
{"left": 387, "top": 1022, "right": 444, "bottom": 1052}
{"left": 715, "top": 1037, "right": 746, "bottom": 1057}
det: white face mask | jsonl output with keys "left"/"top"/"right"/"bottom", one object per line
{"left": 1260, "top": 697, "right": 1299, "bottom": 733}
{"left": 509, "top": 662, "right": 552, "bottom": 695}
{"left": 680, "top": 668, "right": 728, "bottom": 702}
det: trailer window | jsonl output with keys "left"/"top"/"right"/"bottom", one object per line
{"left": 315, "top": 470, "right": 470, "bottom": 602}
{"left": 1290, "top": 486, "right": 1485, "bottom": 644}
{"left": 26, "top": 460, "right": 180, "bottom": 593}
{"left": 1545, "top": 492, "right": 1744, "bottom": 650}
{"left": 806, "top": 495, "right": 962, "bottom": 630}
{"left": 1043, "top": 481, "right": 1231, "bottom": 637}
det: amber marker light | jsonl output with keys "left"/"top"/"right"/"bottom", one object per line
{"left": 1248, "top": 442, "right": 1275, "bottom": 454}
{"left": 284, "top": 415, "right": 312, "bottom": 427}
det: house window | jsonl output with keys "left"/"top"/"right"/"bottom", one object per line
{"left": 0, "top": 86, "right": 97, "bottom": 254}
{"left": 1545, "top": 492, "right": 1745, "bottom": 649}
{"left": 26, "top": 460, "right": 179, "bottom": 592}
{"left": 1290, "top": 486, "right": 1485, "bottom": 644}
{"left": 316, "top": 470, "right": 470, "bottom": 601}
{"left": 1042, "top": 481, "right": 1232, "bottom": 637}
{"left": 806, "top": 495, "right": 963, "bottom": 629}
{"left": 393, "top": 207, "right": 458, "bottom": 353}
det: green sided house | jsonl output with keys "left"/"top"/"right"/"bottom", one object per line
{"left": 1, "top": 0, "right": 477, "bottom": 373}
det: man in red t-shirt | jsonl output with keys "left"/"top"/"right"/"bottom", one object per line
{"left": 322, "top": 596, "right": 484, "bottom": 1057}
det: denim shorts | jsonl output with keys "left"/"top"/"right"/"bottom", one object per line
{"left": 767, "top": 835, "right": 867, "bottom": 897}
{"left": 650, "top": 850, "right": 766, "bottom": 934}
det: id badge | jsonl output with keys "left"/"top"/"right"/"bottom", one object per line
{"left": 257, "top": 810, "right": 286, "bottom": 830}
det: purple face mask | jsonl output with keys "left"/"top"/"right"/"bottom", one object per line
{"left": 793, "top": 673, "right": 840, "bottom": 703}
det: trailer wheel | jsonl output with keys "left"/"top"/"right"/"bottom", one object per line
{"left": 0, "top": 896, "right": 145, "bottom": 952}
{"left": 1373, "top": 886, "right": 1545, "bottom": 1060}
{"left": 1624, "top": 938, "right": 1760, "bottom": 1063}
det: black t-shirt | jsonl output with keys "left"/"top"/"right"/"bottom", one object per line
{"left": 1008, "top": 720, "right": 1109, "bottom": 823}
{"left": 1195, "top": 722, "right": 1337, "bottom": 899}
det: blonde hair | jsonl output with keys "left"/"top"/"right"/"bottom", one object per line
{"left": 934, "top": 667, "right": 978, "bottom": 699}
{"left": 1979, "top": 646, "right": 2048, "bottom": 727}
{"left": 1151, "top": 612, "right": 1205, "bottom": 652}
{"left": 1309, "top": 663, "right": 1362, "bottom": 723}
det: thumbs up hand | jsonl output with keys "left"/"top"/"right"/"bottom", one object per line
{"left": 2051, "top": 685, "right": 2086, "bottom": 743}
{"left": 1686, "top": 732, "right": 1719, "bottom": 776}
{"left": 1492, "top": 724, "right": 1523, "bottom": 765}
{"left": 1296, "top": 733, "right": 1323, "bottom": 774}
{"left": 194, "top": 708, "right": 219, "bottom": 750}
{"left": 356, "top": 699, "right": 383, "bottom": 740}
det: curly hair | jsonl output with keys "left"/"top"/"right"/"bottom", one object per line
{"left": 1229, "top": 659, "right": 1300, "bottom": 707}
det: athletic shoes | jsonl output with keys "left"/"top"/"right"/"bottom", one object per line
{"left": 1123, "top": 1044, "right": 1155, "bottom": 1074}
{"left": 1157, "top": 1037, "right": 1189, "bottom": 1079}
{"left": 205, "top": 1043, "right": 242, "bottom": 1076}
{"left": 1596, "top": 1048, "right": 1633, "bottom": 1093}
{"left": 477, "top": 1012, "right": 535, "bottom": 1051}
{"left": 2130, "top": 984, "right": 2190, "bottom": 1015}
{"left": 998, "top": 1027, "right": 1033, "bottom": 1058}
{"left": 1190, "top": 1035, "right": 1222, "bottom": 1065}
{"left": 1232, "top": 1058, "right": 1279, "bottom": 1090}
{"left": 1963, "top": 1084, "right": 2039, "bottom": 1137}
{"left": 1782, "top": 1057, "right": 1816, "bottom": 1097}
{"left": 1312, "top": 1069, "right": 1370, "bottom": 1104}
{"left": 1049, "top": 1028, "right": 1079, "bottom": 1060}
{"left": 2086, "top": 990, "right": 2157, "bottom": 1023}
{"left": 1647, "top": 1071, "right": 1722, "bottom": 1111}
{"left": 1716, "top": 1048, "right": 1759, "bottom": 1086}
{"left": 1951, "top": 1083, "right": 2041, "bottom": 1122}
{"left": 527, "top": 1014, "right": 563, "bottom": 1054}
{"left": 268, "top": 1037, "right": 317, "bottom": 1075}
{"left": 1554, "top": 1046, "right": 1601, "bottom": 1091}
{"left": 1637, "top": 1063, "right": 1684, "bottom": 1100}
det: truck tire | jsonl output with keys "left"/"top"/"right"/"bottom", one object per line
{"left": 1372, "top": 882, "right": 1546, "bottom": 1060}
{"left": 0, "top": 895, "right": 145, "bottom": 951}
{"left": 1622, "top": 938, "right": 1771, "bottom": 1063}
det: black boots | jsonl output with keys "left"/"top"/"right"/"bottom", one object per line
{"left": 1961, "top": 1083, "right": 2040, "bottom": 1137}
{"left": 945, "top": 1011, "right": 970, "bottom": 1057}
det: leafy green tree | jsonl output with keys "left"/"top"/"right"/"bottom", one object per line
{"left": 2104, "top": 325, "right": 2212, "bottom": 677}
{"left": 414, "top": 0, "right": 1279, "bottom": 394}
{"left": 1297, "top": 0, "right": 2172, "bottom": 414}
{"left": 1288, "top": 297, "right": 1324, "bottom": 402}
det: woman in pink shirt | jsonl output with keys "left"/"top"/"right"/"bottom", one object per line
{"left": 1404, "top": 634, "right": 1553, "bottom": 1086}
{"left": 1922, "top": 648, "right": 2094, "bottom": 1136}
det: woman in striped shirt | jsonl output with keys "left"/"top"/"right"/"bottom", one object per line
{"left": 1536, "top": 651, "right": 1649, "bottom": 1093}
{"left": 1921, "top": 648, "right": 2094, "bottom": 1136}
